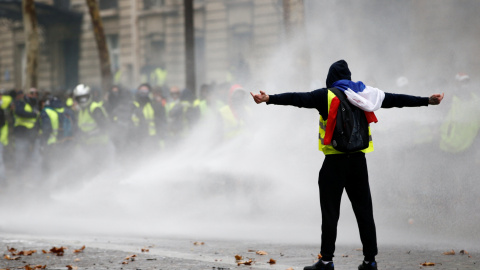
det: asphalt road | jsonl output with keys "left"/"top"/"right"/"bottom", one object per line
{"left": 0, "top": 233, "right": 477, "bottom": 270}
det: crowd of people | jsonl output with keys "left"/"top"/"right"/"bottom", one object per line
{"left": 0, "top": 81, "right": 252, "bottom": 185}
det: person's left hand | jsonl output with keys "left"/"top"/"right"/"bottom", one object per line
{"left": 429, "top": 93, "right": 444, "bottom": 105}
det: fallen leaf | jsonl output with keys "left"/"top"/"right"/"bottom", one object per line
{"left": 459, "top": 250, "right": 469, "bottom": 255}
{"left": 7, "top": 247, "right": 17, "bottom": 253}
{"left": 237, "top": 259, "right": 253, "bottom": 266}
{"left": 443, "top": 249, "right": 455, "bottom": 255}
{"left": 286, "top": 268, "right": 294, "bottom": 270}
{"left": 267, "top": 258, "right": 276, "bottom": 264}
{"left": 4, "top": 254, "right": 20, "bottom": 260}
{"left": 193, "top": 242, "right": 205, "bottom": 246}
{"left": 18, "top": 250, "right": 37, "bottom": 256}
{"left": 66, "top": 265, "right": 78, "bottom": 270}
{"left": 141, "top": 248, "right": 149, "bottom": 252}
{"left": 73, "top": 246, "right": 85, "bottom": 253}
{"left": 235, "top": 254, "right": 243, "bottom": 260}
{"left": 317, "top": 254, "right": 322, "bottom": 259}
{"left": 342, "top": 254, "right": 349, "bottom": 257}
{"left": 41, "top": 250, "right": 49, "bottom": 254}
{"left": 122, "top": 261, "right": 129, "bottom": 265}
{"left": 355, "top": 248, "right": 363, "bottom": 251}
{"left": 421, "top": 262, "right": 435, "bottom": 266}
{"left": 256, "top": 250, "right": 268, "bottom": 255}
{"left": 50, "top": 247, "right": 66, "bottom": 256}
{"left": 124, "top": 254, "right": 137, "bottom": 261}
{"left": 74, "top": 258, "right": 80, "bottom": 262}
{"left": 24, "top": 266, "right": 33, "bottom": 270}
{"left": 247, "top": 249, "right": 257, "bottom": 252}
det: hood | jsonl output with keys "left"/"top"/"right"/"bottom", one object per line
{"left": 326, "top": 60, "right": 351, "bottom": 88}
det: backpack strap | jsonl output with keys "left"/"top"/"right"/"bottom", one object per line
{"left": 329, "top": 87, "right": 352, "bottom": 110}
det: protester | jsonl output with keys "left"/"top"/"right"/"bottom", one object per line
{"left": 250, "top": 60, "right": 444, "bottom": 270}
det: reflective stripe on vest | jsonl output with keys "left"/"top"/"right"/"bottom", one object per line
{"left": 14, "top": 102, "right": 36, "bottom": 129}
{"left": 44, "top": 108, "right": 59, "bottom": 145}
{"left": 1, "top": 95, "right": 12, "bottom": 146}
{"left": 319, "top": 89, "right": 374, "bottom": 155}
{"left": 132, "top": 101, "right": 156, "bottom": 136}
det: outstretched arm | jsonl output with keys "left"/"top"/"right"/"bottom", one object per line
{"left": 250, "top": 91, "right": 269, "bottom": 104}
{"left": 381, "top": 92, "right": 444, "bottom": 108}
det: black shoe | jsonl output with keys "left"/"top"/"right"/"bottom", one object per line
{"left": 304, "top": 260, "right": 334, "bottom": 270}
{"left": 358, "top": 261, "right": 378, "bottom": 270}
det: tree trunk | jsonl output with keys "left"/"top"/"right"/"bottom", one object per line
{"left": 22, "top": 0, "right": 39, "bottom": 90}
{"left": 86, "top": 0, "right": 112, "bottom": 94}
{"left": 184, "top": 0, "right": 196, "bottom": 94}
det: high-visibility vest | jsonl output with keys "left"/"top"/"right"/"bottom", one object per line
{"left": 0, "top": 95, "right": 12, "bottom": 146}
{"left": 66, "top": 97, "right": 73, "bottom": 107}
{"left": 14, "top": 102, "right": 37, "bottom": 129}
{"left": 44, "top": 107, "right": 59, "bottom": 145}
{"left": 132, "top": 101, "right": 156, "bottom": 136}
{"left": 440, "top": 93, "right": 480, "bottom": 153}
{"left": 193, "top": 99, "right": 208, "bottom": 116}
{"left": 319, "top": 89, "right": 374, "bottom": 155}
{"left": 78, "top": 101, "right": 108, "bottom": 144}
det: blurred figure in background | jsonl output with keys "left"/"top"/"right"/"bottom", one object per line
{"left": 131, "top": 83, "right": 166, "bottom": 155}
{"left": 166, "top": 86, "right": 189, "bottom": 146}
{"left": 107, "top": 84, "right": 134, "bottom": 159}
{"left": 219, "top": 84, "right": 251, "bottom": 140}
{"left": 12, "top": 89, "right": 39, "bottom": 180}
{"left": 0, "top": 90, "right": 14, "bottom": 184}
{"left": 73, "top": 84, "right": 114, "bottom": 175}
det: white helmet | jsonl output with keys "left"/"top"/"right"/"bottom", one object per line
{"left": 73, "top": 84, "right": 92, "bottom": 107}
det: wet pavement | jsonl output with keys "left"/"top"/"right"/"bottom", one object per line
{"left": 0, "top": 233, "right": 477, "bottom": 270}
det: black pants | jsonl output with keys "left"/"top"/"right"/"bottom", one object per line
{"left": 318, "top": 152, "right": 377, "bottom": 261}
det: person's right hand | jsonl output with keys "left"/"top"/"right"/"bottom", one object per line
{"left": 250, "top": 90, "right": 269, "bottom": 104}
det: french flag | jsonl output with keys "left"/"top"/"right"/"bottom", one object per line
{"left": 331, "top": 79, "right": 385, "bottom": 113}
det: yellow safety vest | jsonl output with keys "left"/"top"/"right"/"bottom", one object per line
{"left": 78, "top": 101, "right": 108, "bottom": 144}
{"left": 1, "top": 95, "right": 12, "bottom": 146}
{"left": 14, "top": 102, "right": 37, "bottom": 129}
{"left": 319, "top": 89, "right": 374, "bottom": 155}
{"left": 132, "top": 101, "right": 156, "bottom": 136}
{"left": 44, "top": 108, "right": 59, "bottom": 145}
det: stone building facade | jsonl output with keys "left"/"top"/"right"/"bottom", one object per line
{"left": 0, "top": 0, "right": 287, "bottom": 94}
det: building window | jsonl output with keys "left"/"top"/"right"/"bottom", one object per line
{"left": 54, "top": 0, "right": 70, "bottom": 9}
{"left": 106, "top": 34, "right": 119, "bottom": 73}
{"left": 99, "top": 0, "right": 118, "bottom": 10}
{"left": 143, "top": 0, "right": 166, "bottom": 10}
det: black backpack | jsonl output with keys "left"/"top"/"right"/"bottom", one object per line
{"left": 329, "top": 88, "right": 370, "bottom": 153}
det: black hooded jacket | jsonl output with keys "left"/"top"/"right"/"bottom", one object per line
{"left": 267, "top": 60, "right": 429, "bottom": 120}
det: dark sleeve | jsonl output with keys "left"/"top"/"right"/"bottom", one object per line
{"left": 92, "top": 107, "right": 108, "bottom": 131}
{"left": 0, "top": 109, "right": 5, "bottom": 127}
{"left": 39, "top": 111, "right": 51, "bottom": 145}
{"left": 266, "top": 88, "right": 328, "bottom": 117}
{"left": 381, "top": 92, "right": 429, "bottom": 108}
{"left": 14, "top": 101, "right": 37, "bottom": 118}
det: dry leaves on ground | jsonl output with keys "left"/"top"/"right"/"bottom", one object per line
{"left": 267, "top": 258, "right": 276, "bottom": 265}
{"left": 193, "top": 241, "right": 204, "bottom": 246}
{"left": 256, "top": 250, "right": 268, "bottom": 255}
{"left": 237, "top": 259, "right": 253, "bottom": 266}
{"left": 24, "top": 265, "right": 46, "bottom": 270}
{"left": 443, "top": 249, "right": 455, "bottom": 255}
{"left": 235, "top": 254, "right": 243, "bottom": 261}
{"left": 4, "top": 255, "right": 20, "bottom": 260}
{"left": 65, "top": 265, "right": 78, "bottom": 270}
{"left": 73, "top": 246, "right": 85, "bottom": 253}
{"left": 317, "top": 254, "right": 322, "bottom": 259}
{"left": 421, "top": 261, "right": 435, "bottom": 266}
{"left": 141, "top": 248, "right": 149, "bottom": 252}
